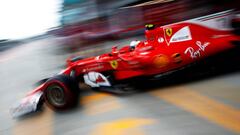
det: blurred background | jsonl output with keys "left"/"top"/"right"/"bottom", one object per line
{"left": 0, "top": 0, "right": 240, "bottom": 135}
{"left": 1, "top": 0, "right": 239, "bottom": 53}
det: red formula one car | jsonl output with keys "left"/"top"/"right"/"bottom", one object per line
{"left": 10, "top": 10, "right": 240, "bottom": 117}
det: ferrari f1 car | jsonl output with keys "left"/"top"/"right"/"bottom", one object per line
{"left": 10, "top": 10, "right": 240, "bottom": 117}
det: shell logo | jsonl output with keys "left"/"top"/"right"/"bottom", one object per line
{"left": 153, "top": 55, "right": 169, "bottom": 68}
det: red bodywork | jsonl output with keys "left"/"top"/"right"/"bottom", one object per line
{"left": 31, "top": 22, "right": 238, "bottom": 94}
{"left": 11, "top": 10, "right": 240, "bottom": 117}
{"left": 68, "top": 24, "right": 237, "bottom": 78}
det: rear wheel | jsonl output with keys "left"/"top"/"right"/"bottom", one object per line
{"left": 44, "top": 75, "right": 79, "bottom": 111}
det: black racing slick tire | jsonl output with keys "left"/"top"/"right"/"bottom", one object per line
{"left": 44, "top": 75, "right": 79, "bottom": 111}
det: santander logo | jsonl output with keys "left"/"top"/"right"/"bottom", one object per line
{"left": 184, "top": 41, "right": 210, "bottom": 59}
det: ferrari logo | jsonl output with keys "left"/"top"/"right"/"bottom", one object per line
{"left": 166, "top": 28, "right": 172, "bottom": 36}
{"left": 110, "top": 60, "right": 118, "bottom": 69}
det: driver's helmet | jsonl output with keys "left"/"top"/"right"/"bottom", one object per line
{"left": 130, "top": 40, "right": 140, "bottom": 50}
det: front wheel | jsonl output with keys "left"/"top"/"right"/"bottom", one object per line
{"left": 44, "top": 75, "right": 79, "bottom": 111}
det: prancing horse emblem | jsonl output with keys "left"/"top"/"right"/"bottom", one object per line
{"left": 110, "top": 60, "right": 118, "bottom": 69}
{"left": 166, "top": 28, "right": 172, "bottom": 36}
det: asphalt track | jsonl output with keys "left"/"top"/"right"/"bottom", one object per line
{"left": 0, "top": 37, "right": 240, "bottom": 135}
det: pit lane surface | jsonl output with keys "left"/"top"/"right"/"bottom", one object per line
{"left": 0, "top": 37, "right": 240, "bottom": 135}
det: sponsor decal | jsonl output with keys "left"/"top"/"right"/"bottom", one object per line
{"left": 110, "top": 60, "right": 118, "bottom": 69}
{"left": 184, "top": 41, "right": 210, "bottom": 59}
{"left": 128, "top": 61, "right": 139, "bottom": 65}
{"left": 164, "top": 26, "right": 192, "bottom": 45}
{"left": 83, "top": 63, "right": 104, "bottom": 72}
{"left": 86, "top": 65, "right": 104, "bottom": 72}
{"left": 153, "top": 55, "right": 169, "bottom": 68}
{"left": 84, "top": 72, "right": 111, "bottom": 87}
{"left": 138, "top": 46, "right": 153, "bottom": 52}
{"left": 171, "top": 53, "right": 182, "bottom": 64}
{"left": 96, "top": 75, "right": 105, "bottom": 83}
{"left": 165, "top": 28, "right": 173, "bottom": 36}
{"left": 158, "top": 37, "right": 164, "bottom": 43}
{"left": 170, "top": 26, "right": 192, "bottom": 43}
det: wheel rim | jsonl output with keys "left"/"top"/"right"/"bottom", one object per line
{"left": 46, "top": 84, "right": 66, "bottom": 107}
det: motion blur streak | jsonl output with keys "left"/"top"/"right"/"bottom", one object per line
{"left": 82, "top": 93, "right": 122, "bottom": 115}
{"left": 81, "top": 93, "right": 111, "bottom": 104}
{"left": 151, "top": 86, "right": 240, "bottom": 133}
{"left": 13, "top": 107, "right": 53, "bottom": 135}
{"left": 0, "top": 43, "right": 32, "bottom": 63}
{"left": 90, "top": 118, "right": 155, "bottom": 135}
